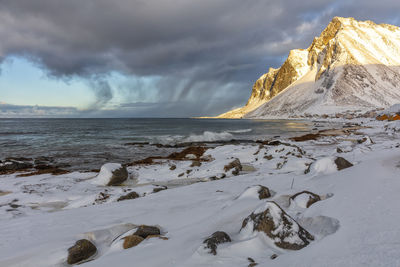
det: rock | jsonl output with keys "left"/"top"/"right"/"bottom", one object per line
{"left": 224, "top": 158, "right": 242, "bottom": 175}
{"left": 270, "top": 254, "right": 278, "bottom": 259}
{"left": 264, "top": 155, "right": 273, "bottom": 160}
{"left": 240, "top": 201, "right": 314, "bottom": 250}
{"left": 117, "top": 191, "right": 140, "bottom": 201}
{"left": 290, "top": 133, "right": 320, "bottom": 142}
{"left": 203, "top": 231, "right": 231, "bottom": 255}
{"left": 169, "top": 165, "right": 176, "bottom": 170}
{"left": 67, "top": 239, "right": 97, "bottom": 264}
{"left": 304, "top": 163, "right": 312, "bottom": 174}
{"left": 376, "top": 114, "right": 389, "bottom": 121}
{"left": 134, "top": 225, "right": 160, "bottom": 238}
{"left": 92, "top": 163, "right": 128, "bottom": 186}
{"left": 247, "top": 257, "right": 258, "bottom": 266}
{"left": 336, "top": 147, "right": 343, "bottom": 153}
{"left": 290, "top": 191, "right": 321, "bottom": 208}
{"left": 334, "top": 157, "right": 353, "bottom": 170}
{"left": 123, "top": 235, "right": 144, "bottom": 249}
{"left": 190, "top": 161, "right": 202, "bottom": 167}
{"left": 153, "top": 186, "right": 167, "bottom": 193}
{"left": 0, "top": 160, "right": 33, "bottom": 173}
{"left": 210, "top": 173, "right": 226, "bottom": 180}
{"left": 389, "top": 114, "right": 400, "bottom": 121}
{"left": 345, "top": 114, "right": 354, "bottom": 120}
{"left": 257, "top": 185, "right": 271, "bottom": 199}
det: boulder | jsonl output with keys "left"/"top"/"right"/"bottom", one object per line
{"left": 240, "top": 202, "right": 314, "bottom": 250}
{"left": 334, "top": 157, "right": 353, "bottom": 170}
{"left": 117, "top": 191, "right": 140, "bottom": 201}
{"left": 203, "top": 231, "right": 231, "bottom": 255}
{"left": 153, "top": 186, "right": 167, "bottom": 193}
{"left": 224, "top": 158, "right": 242, "bottom": 175}
{"left": 92, "top": 163, "right": 128, "bottom": 186}
{"left": 67, "top": 239, "right": 97, "bottom": 264}
{"left": 123, "top": 235, "right": 144, "bottom": 249}
{"left": 290, "top": 191, "right": 321, "bottom": 208}
{"left": 237, "top": 185, "right": 272, "bottom": 200}
{"left": 257, "top": 185, "right": 271, "bottom": 199}
{"left": 134, "top": 225, "right": 160, "bottom": 238}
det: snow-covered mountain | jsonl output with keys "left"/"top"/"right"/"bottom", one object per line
{"left": 218, "top": 17, "right": 400, "bottom": 118}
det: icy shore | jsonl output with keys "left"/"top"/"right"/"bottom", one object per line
{"left": 0, "top": 117, "right": 399, "bottom": 267}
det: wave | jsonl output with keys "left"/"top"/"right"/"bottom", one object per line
{"left": 152, "top": 131, "right": 235, "bottom": 144}
{"left": 151, "top": 128, "right": 253, "bottom": 145}
{"left": 183, "top": 131, "right": 234, "bottom": 143}
{"left": 227, "top": 128, "right": 252, "bottom": 134}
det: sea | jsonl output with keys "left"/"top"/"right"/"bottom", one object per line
{"left": 0, "top": 118, "right": 334, "bottom": 171}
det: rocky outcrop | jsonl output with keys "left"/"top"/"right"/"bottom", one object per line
{"left": 217, "top": 17, "right": 400, "bottom": 118}
{"left": 67, "top": 239, "right": 97, "bottom": 264}
{"left": 240, "top": 202, "right": 314, "bottom": 250}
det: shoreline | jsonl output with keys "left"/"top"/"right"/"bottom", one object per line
{"left": 0, "top": 116, "right": 399, "bottom": 266}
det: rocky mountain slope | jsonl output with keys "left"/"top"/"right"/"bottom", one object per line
{"left": 218, "top": 17, "right": 400, "bottom": 118}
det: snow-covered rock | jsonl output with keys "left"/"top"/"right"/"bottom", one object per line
{"left": 312, "top": 157, "right": 338, "bottom": 174}
{"left": 218, "top": 17, "right": 400, "bottom": 118}
{"left": 290, "top": 191, "right": 321, "bottom": 208}
{"left": 240, "top": 201, "right": 314, "bottom": 250}
{"left": 312, "top": 156, "right": 353, "bottom": 174}
{"left": 92, "top": 163, "right": 128, "bottom": 186}
{"left": 237, "top": 185, "right": 271, "bottom": 200}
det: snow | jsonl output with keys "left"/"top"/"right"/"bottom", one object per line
{"left": 312, "top": 157, "right": 338, "bottom": 174}
{"left": 1, "top": 118, "right": 400, "bottom": 266}
{"left": 219, "top": 17, "right": 400, "bottom": 119}
{"left": 92, "top": 163, "right": 124, "bottom": 186}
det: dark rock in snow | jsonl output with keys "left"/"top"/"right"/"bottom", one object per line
{"left": 153, "top": 186, "right": 167, "bottom": 193}
{"left": 224, "top": 158, "right": 242, "bottom": 175}
{"left": 123, "top": 235, "right": 144, "bottom": 249}
{"left": 257, "top": 185, "right": 271, "bottom": 199}
{"left": 117, "top": 191, "right": 140, "bottom": 202}
{"left": 190, "top": 161, "right": 202, "bottom": 167}
{"left": 134, "top": 225, "right": 161, "bottom": 238}
{"left": 203, "top": 231, "right": 232, "bottom": 255}
{"left": 67, "top": 239, "right": 97, "bottom": 264}
{"left": 107, "top": 166, "right": 128, "bottom": 186}
{"left": 334, "top": 157, "right": 353, "bottom": 170}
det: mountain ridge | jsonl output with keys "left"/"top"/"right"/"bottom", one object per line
{"left": 217, "top": 17, "right": 400, "bottom": 118}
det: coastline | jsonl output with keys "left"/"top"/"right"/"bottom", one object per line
{"left": 0, "top": 115, "right": 399, "bottom": 266}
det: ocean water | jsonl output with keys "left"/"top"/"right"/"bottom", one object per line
{"left": 0, "top": 118, "right": 327, "bottom": 171}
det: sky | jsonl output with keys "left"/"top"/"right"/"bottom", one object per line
{"left": 0, "top": 0, "right": 399, "bottom": 118}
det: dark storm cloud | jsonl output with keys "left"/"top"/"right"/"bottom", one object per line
{"left": 0, "top": 0, "right": 399, "bottom": 116}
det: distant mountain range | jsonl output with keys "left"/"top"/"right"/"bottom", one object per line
{"left": 217, "top": 17, "right": 400, "bottom": 118}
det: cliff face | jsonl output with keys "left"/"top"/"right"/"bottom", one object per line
{"left": 217, "top": 17, "right": 400, "bottom": 118}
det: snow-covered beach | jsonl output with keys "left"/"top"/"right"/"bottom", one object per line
{"left": 1, "top": 113, "right": 399, "bottom": 266}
